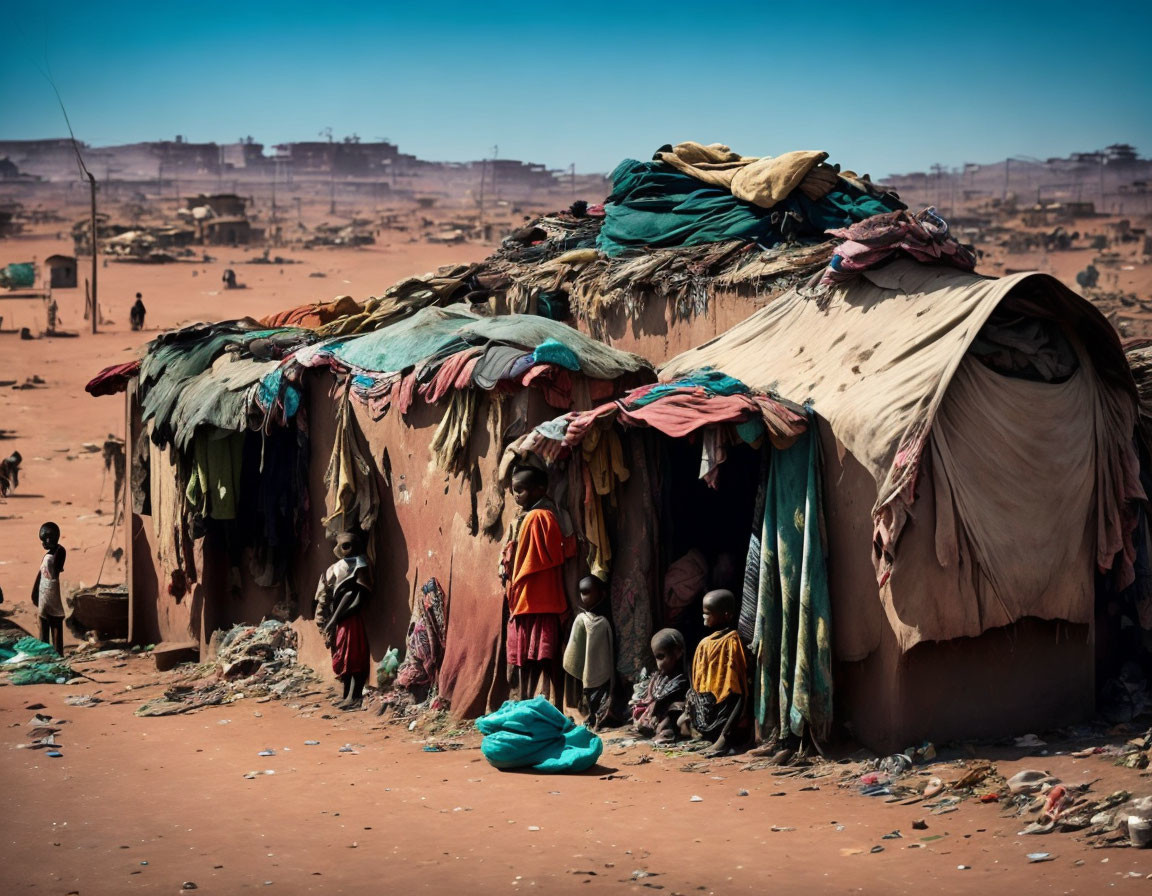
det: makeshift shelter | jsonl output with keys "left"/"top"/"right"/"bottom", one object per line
{"left": 93, "top": 303, "right": 652, "bottom": 717}
{"left": 501, "top": 242, "right": 1144, "bottom": 751}
{"left": 652, "top": 260, "right": 1143, "bottom": 750}
{"left": 44, "top": 254, "right": 77, "bottom": 289}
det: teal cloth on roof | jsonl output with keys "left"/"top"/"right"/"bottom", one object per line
{"left": 476, "top": 696, "right": 604, "bottom": 773}
{"left": 531, "top": 338, "right": 580, "bottom": 372}
{"left": 631, "top": 368, "right": 749, "bottom": 407}
{"left": 324, "top": 305, "right": 649, "bottom": 382}
{"left": 596, "top": 159, "right": 904, "bottom": 257}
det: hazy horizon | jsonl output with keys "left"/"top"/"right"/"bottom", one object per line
{"left": 2, "top": 0, "right": 1149, "bottom": 180}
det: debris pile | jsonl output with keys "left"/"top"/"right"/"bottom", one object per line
{"left": 135, "top": 620, "right": 316, "bottom": 716}
{"left": 0, "top": 632, "right": 71, "bottom": 685}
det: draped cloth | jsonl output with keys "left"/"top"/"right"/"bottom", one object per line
{"left": 395, "top": 578, "right": 450, "bottom": 693}
{"left": 504, "top": 505, "right": 572, "bottom": 617}
{"left": 742, "top": 422, "right": 833, "bottom": 741}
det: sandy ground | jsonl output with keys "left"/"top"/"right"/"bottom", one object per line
{"left": 2, "top": 216, "right": 1152, "bottom": 893}
{"left": 4, "top": 651, "right": 1152, "bottom": 895}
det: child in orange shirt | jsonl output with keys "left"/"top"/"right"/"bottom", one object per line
{"left": 500, "top": 466, "right": 575, "bottom": 704}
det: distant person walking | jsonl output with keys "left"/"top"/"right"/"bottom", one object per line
{"left": 129, "top": 293, "right": 146, "bottom": 331}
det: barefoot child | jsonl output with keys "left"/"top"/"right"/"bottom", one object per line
{"left": 632, "top": 628, "right": 688, "bottom": 744}
{"left": 678, "top": 589, "right": 748, "bottom": 756}
{"left": 563, "top": 575, "right": 617, "bottom": 729}
{"left": 314, "top": 530, "right": 372, "bottom": 709}
{"left": 500, "top": 466, "right": 575, "bottom": 704}
{"left": 31, "top": 521, "right": 66, "bottom": 654}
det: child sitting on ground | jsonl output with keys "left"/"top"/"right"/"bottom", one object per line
{"left": 314, "top": 530, "right": 372, "bottom": 710}
{"left": 31, "top": 521, "right": 66, "bottom": 654}
{"left": 631, "top": 628, "right": 689, "bottom": 744}
{"left": 500, "top": 465, "right": 575, "bottom": 704}
{"left": 678, "top": 589, "right": 748, "bottom": 756}
{"left": 563, "top": 575, "right": 618, "bottom": 729}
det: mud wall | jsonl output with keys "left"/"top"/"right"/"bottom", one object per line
{"left": 577, "top": 286, "right": 781, "bottom": 364}
{"left": 128, "top": 372, "right": 573, "bottom": 716}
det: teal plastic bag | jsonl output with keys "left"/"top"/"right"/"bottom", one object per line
{"left": 476, "top": 695, "right": 603, "bottom": 773}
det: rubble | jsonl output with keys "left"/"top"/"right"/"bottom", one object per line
{"left": 134, "top": 620, "right": 317, "bottom": 716}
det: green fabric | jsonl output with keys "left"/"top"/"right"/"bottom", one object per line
{"left": 532, "top": 338, "right": 580, "bottom": 372}
{"left": 325, "top": 305, "right": 648, "bottom": 381}
{"left": 745, "top": 419, "right": 833, "bottom": 741}
{"left": 185, "top": 428, "right": 245, "bottom": 520}
{"left": 9, "top": 662, "right": 70, "bottom": 685}
{"left": 476, "top": 696, "right": 604, "bottom": 773}
{"left": 1, "top": 636, "right": 68, "bottom": 685}
{"left": 0, "top": 635, "right": 60, "bottom": 662}
{"left": 596, "top": 160, "right": 904, "bottom": 257}
{"left": 0, "top": 262, "right": 36, "bottom": 288}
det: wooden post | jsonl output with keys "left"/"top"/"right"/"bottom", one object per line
{"left": 88, "top": 171, "right": 98, "bottom": 333}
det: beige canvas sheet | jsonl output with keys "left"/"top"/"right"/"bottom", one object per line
{"left": 662, "top": 260, "right": 1140, "bottom": 648}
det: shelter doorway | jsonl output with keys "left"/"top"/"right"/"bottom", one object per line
{"left": 656, "top": 435, "right": 760, "bottom": 655}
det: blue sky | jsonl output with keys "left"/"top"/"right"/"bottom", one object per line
{"left": 1, "top": 1, "right": 1149, "bottom": 177}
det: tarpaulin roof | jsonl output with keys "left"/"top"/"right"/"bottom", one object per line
{"left": 663, "top": 259, "right": 1142, "bottom": 650}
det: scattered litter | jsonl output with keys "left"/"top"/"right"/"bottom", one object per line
{"left": 135, "top": 620, "right": 313, "bottom": 717}
{"left": 1014, "top": 734, "right": 1047, "bottom": 748}
{"left": 46, "top": 751, "right": 63, "bottom": 758}
{"left": 737, "top": 790, "right": 749, "bottom": 797}
{"left": 305, "top": 740, "right": 319, "bottom": 746}
{"left": 912, "top": 820, "right": 928, "bottom": 830}
{"left": 339, "top": 744, "right": 358, "bottom": 754}
{"left": 1027, "top": 853, "right": 1054, "bottom": 863}
{"left": 882, "top": 831, "right": 902, "bottom": 840}
{"left": 870, "top": 846, "right": 884, "bottom": 854}
{"left": 527, "top": 826, "right": 540, "bottom": 832}
{"left": 182, "top": 883, "right": 198, "bottom": 890}
{"left": 770, "top": 825, "right": 795, "bottom": 832}
{"left": 64, "top": 694, "right": 102, "bottom": 707}
{"left": 689, "top": 795, "right": 703, "bottom": 802}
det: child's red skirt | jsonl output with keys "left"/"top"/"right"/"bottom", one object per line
{"left": 332, "top": 614, "right": 370, "bottom": 680}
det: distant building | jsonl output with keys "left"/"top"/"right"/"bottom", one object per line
{"left": 186, "top": 193, "right": 249, "bottom": 218}
{"left": 201, "top": 217, "right": 251, "bottom": 245}
{"left": 44, "top": 254, "right": 78, "bottom": 288}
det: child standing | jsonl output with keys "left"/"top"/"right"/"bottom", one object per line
{"left": 31, "top": 521, "right": 66, "bottom": 654}
{"left": 678, "top": 589, "right": 748, "bottom": 756}
{"left": 563, "top": 575, "right": 617, "bottom": 729}
{"left": 632, "top": 628, "right": 689, "bottom": 744}
{"left": 500, "top": 466, "right": 575, "bottom": 704}
{"left": 314, "top": 530, "right": 372, "bottom": 710}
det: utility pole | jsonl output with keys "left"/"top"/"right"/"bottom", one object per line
{"left": 48, "top": 79, "right": 98, "bottom": 333}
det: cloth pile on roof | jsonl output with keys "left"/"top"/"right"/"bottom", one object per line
{"left": 820, "top": 207, "right": 978, "bottom": 288}
{"left": 597, "top": 142, "right": 903, "bottom": 257}
{"left": 258, "top": 304, "right": 652, "bottom": 429}
{"left": 135, "top": 620, "right": 315, "bottom": 716}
